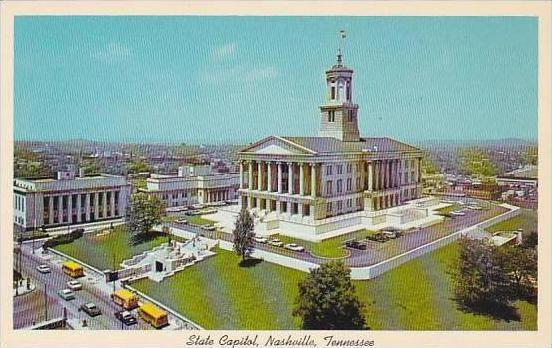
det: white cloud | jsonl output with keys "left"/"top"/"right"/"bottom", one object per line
{"left": 209, "top": 42, "right": 237, "bottom": 60}
{"left": 92, "top": 42, "right": 131, "bottom": 63}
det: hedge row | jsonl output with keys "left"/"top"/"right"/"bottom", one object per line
{"left": 42, "top": 228, "right": 84, "bottom": 249}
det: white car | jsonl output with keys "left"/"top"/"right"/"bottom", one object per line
{"left": 450, "top": 211, "right": 466, "bottom": 216}
{"left": 36, "top": 265, "right": 51, "bottom": 274}
{"left": 269, "top": 239, "right": 284, "bottom": 247}
{"left": 254, "top": 237, "right": 268, "bottom": 243}
{"left": 67, "top": 280, "right": 82, "bottom": 291}
{"left": 284, "top": 243, "right": 305, "bottom": 252}
{"left": 58, "top": 289, "right": 75, "bottom": 301}
{"left": 175, "top": 219, "right": 188, "bottom": 224}
{"left": 467, "top": 205, "right": 482, "bottom": 210}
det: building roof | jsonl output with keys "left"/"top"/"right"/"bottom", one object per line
{"left": 280, "top": 136, "right": 421, "bottom": 154}
{"left": 14, "top": 174, "right": 129, "bottom": 192}
{"left": 500, "top": 165, "right": 538, "bottom": 179}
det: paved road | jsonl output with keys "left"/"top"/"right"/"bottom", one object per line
{"left": 14, "top": 244, "right": 152, "bottom": 330}
{"left": 168, "top": 197, "right": 508, "bottom": 267}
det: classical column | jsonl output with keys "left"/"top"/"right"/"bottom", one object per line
{"left": 299, "top": 163, "right": 305, "bottom": 196}
{"left": 310, "top": 163, "right": 317, "bottom": 198}
{"left": 67, "top": 194, "right": 73, "bottom": 224}
{"left": 386, "top": 160, "right": 391, "bottom": 189}
{"left": 391, "top": 160, "right": 396, "bottom": 188}
{"left": 76, "top": 194, "right": 82, "bottom": 223}
{"left": 298, "top": 203, "right": 303, "bottom": 216}
{"left": 57, "top": 195, "right": 64, "bottom": 224}
{"left": 48, "top": 196, "right": 54, "bottom": 225}
{"left": 417, "top": 158, "right": 422, "bottom": 183}
{"left": 239, "top": 161, "right": 244, "bottom": 189}
{"left": 267, "top": 162, "right": 272, "bottom": 192}
{"left": 102, "top": 191, "right": 108, "bottom": 218}
{"left": 277, "top": 162, "right": 283, "bottom": 193}
{"left": 276, "top": 201, "right": 281, "bottom": 214}
{"left": 110, "top": 191, "right": 116, "bottom": 217}
{"left": 288, "top": 162, "right": 294, "bottom": 194}
{"left": 374, "top": 161, "right": 380, "bottom": 190}
{"left": 248, "top": 161, "right": 253, "bottom": 190}
{"left": 94, "top": 192, "right": 99, "bottom": 219}
{"left": 85, "top": 194, "right": 91, "bottom": 221}
{"left": 368, "top": 162, "right": 373, "bottom": 191}
{"left": 257, "top": 161, "right": 263, "bottom": 191}
{"left": 395, "top": 160, "right": 400, "bottom": 187}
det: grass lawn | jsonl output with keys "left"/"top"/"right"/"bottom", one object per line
{"left": 53, "top": 226, "right": 169, "bottom": 270}
{"left": 485, "top": 208, "right": 538, "bottom": 234}
{"left": 271, "top": 229, "right": 376, "bottom": 259}
{"left": 132, "top": 243, "right": 537, "bottom": 330}
{"left": 185, "top": 215, "right": 216, "bottom": 226}
{"left": 435, "top": 203, "right": 464, "bottom": 215}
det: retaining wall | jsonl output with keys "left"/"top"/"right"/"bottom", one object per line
{"left": 351, "top": 204, "right": 521, "bottom": 279}
{"left": 218, "top": 240, "right": 318, "bottom": 273}
{"left": 47, "top": 247, "right": 105, "bottom": 276}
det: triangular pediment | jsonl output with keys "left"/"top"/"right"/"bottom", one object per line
{"left": 240, "top": 136, "right": 315, "bottom": 155}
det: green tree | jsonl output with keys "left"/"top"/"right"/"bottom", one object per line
{"left": 293, "top": 261, "right": 367, "bottom": 330}
{"left": 497, "top": 245, "right": 537, "bottom": 298}
{"left": 127, "top": 159, "right": 152, "bottom": 174}
{"left": 451, "top": 237, "right": 512, "bottom": 307}
{"left": 421, "top": 154, "right": 440, "bottom": 176}
{"left": 521, "top": 231, "right": 538, "bottom": 249}
{"left": 232, "top": 208, "right": 255, "bottom": 262}
{"left": 126, "top": 193, "right": 165, "bottom": 244}
{"left": 457, "top": 147, "right": 497, "bottom": 177}
{"left": 521, "top": 145, "right": 538, "bottom": 166}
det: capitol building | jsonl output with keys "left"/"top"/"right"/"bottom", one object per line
{"left": 236, "top": 50, "right": 424, "bottom": 237}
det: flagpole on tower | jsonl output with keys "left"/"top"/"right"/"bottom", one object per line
{"left": 337, "top": 29, "right": 347, "bottom": 66}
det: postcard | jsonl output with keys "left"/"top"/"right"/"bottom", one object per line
{"left": 1, "top": 1, "right": 550, "bottom": 348}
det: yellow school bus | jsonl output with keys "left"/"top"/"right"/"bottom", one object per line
{"left": 138, "top": 302, "right": 169, "bottom": 329}
{"left": 111, "top": 289, "right": 139, "bottom": 310}
{"left": 62, "top": 261, "right": 84, "bottom": 278}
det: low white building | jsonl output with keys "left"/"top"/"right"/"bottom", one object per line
{"left": 142, "top": 165, "right": 239, "bottom": 207}
{"left": 14, "top": 169, "right": 132, "bottom": 231}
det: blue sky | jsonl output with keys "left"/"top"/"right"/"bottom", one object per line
{"left": 15, "top": 16, "right": 537, "bottom": 144}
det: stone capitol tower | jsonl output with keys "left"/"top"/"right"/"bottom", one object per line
{"left": 319, "top": 48, "right": 360, "bottom": 142}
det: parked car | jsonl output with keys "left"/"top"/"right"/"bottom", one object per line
{"left": 254, "top": 237, "right": 268, "bottom": 244}
{"left": 450, "top": 211, "right": 466, "bottom": 216}
{"left": 115, "top": 310, "right": 137, "bottom": 325}
{"left": 345, "top": 240, "right": 367, "bottom": 250}
{"left": 58, "top": 289, "right": 75, "bottom": 301}
{"left": 80, "top": 302, "right": 102, "bottom": 317}
{"left": 175, "top": 219, "right": 188, "bottom": 224}
{"left": 467, "top": 205, "right": 482, "bottom": 210}
{"left": 381, "top": 231, "right": 400, "bottom": 239}
{"left": 269, "top": 239, "right": 284, "bottom": 247}
{"left": 367, "top": 233, "right": 389, "bottom": 243}
{"left": 36, "top": 264, "right": 51, "bottom": 274}
{"left": 284, "top": 243, "right": 305, "bottom": 252}
{"left": 67, "top": 280, "right": 82, "bottom": 291}
{"left": 201, "top": 225, "right": 216, "bottom": 231}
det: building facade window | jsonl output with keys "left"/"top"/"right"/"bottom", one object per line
{"left": 337, "top": 200, "right": 343, "bottom": 211}
{"left": 327, "top": 202, "right": 332, "bottom": 213}
{"left": 347, "top": 163, "right": 352, "bottom": 173}
{"left": 326, "top": 165, "right": 332, "bottom": 176}
{"left": 336, "top": 179, "right": 342, "bottom": 193}
{"left": 346, "top": 178, "right": 352, "bottom": 191}
{"left": 326, "top": 180, "right": 333, "bottom": 195}
{"left": 337, "top": 165, "right": 343, "bottom": 174}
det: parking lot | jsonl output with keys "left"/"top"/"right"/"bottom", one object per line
{"left": 168, "top": 197, "right": 508, "bottom": 268}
